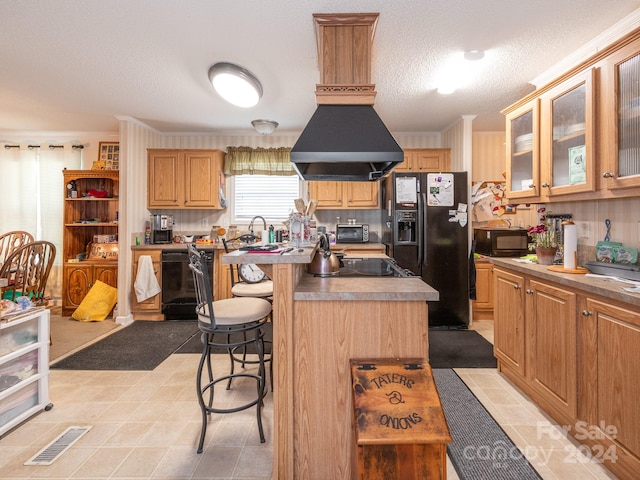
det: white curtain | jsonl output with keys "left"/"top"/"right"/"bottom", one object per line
{"left": 0, "top": 144, "right": 82, "bottom": 266}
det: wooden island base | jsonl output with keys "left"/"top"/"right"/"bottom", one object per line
{"left": 222, "top": 247, "right": 439, "bottom": 480}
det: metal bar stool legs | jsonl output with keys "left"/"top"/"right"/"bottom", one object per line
{"left": 196, "top": 326, "right": 267, "bottom": 453}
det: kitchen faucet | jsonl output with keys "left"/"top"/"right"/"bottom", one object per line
{"left": 248, "top": 216, "right": 267, "bottom": 234}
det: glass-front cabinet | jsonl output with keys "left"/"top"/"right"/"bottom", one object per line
{"left": 603, "top": 38, "right": 640, "bottom": 190}
{"left": 505, "top": 100, "right": 540, "bottom": 200}
{"left": 540, "top": 69, "right": 596, "bottom": 197}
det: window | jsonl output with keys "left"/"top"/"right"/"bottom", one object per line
{"left": 233, "top": 174, "right": 301, "bottom": 224}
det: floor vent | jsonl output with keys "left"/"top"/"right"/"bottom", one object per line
{"left": 24, "top": 426, "right": 92, "bottom": 466}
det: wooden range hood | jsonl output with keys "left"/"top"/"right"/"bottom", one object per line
{"left": 313, "top": 13, "right": 379, "bottom": 105}
{"left": 290, "top": 13, "right": 403, "bottom": 182}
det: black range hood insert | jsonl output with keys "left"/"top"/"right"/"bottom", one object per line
{"left": 290, "top": 104, "right": 404, "bottom": 181}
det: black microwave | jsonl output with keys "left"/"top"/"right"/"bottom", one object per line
{"left": 474, "top": 227, "right": 529, "bottom": 257}
{"left": 336, "top": 224, "right": 369, "bottom": 243}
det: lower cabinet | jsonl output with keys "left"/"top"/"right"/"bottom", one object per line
{"left": 214, "top": 249, "right": 232, "bottom": 301}
{"left": 494, "top": 265, "right": 640, "bottom": 479}
{"left": 526, "top": 279, "right": 577, "bottom": 423}
{"left": 493, "top": 268, "right": 526, "bottom": 376}
{"left": 472, "top": 259, "right": 493, "bottom": 320}
{"left": 62, "top": 262, "right": 118, "bottom": 316}
{"left": 578, "top": 297, "right": 640, "bottom": 478}
{"left": 130, "top": 249, "right": 163, "bottom": 320}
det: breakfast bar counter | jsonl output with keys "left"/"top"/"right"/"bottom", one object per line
{"left": 222, "top": 246, "right": 437, "bottom": 480}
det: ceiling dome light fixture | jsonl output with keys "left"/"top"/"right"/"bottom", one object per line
{"left": 208, "top": 62, "right": 263, "bottom": 108}
{"left": 252, "top": 119, "right": 279, "bottom": 135}
{"left": 464, "top": 50, "right": 485, "bottom": 61}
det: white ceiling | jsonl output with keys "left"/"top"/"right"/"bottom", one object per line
{"left": 2, "top": 1, "right": 640, "bottom": 136}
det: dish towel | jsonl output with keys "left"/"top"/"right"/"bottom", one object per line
{"left": 134, "top": 255, "right": 161, "bottom": 302}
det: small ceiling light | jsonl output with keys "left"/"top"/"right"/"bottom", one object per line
{"left": 251, "top": 119, "right": 279, "bottom": 135}
{"left": 208, "top": 62, "right": 263, "bottom": 108}
{"left": 464, "top": 50, "right": 485, "bottom": 62}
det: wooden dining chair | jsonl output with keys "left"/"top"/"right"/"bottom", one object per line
{"left": 0, "top": 240, "right": 56, "bottom": 305}
{"left": 0, "top": 230, "right": 34, "bottom": 270}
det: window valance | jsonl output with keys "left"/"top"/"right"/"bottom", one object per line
{"left": 224, "top": 146, "right": 296, "bottom": 176}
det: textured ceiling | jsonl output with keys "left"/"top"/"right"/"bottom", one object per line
{"left": 1, "top": 0, "right": 640, "bottom": 135}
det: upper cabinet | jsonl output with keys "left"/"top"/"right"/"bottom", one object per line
{"left": 505, "top": 100, "right": 541, "bottom": 201}
{"left": 308, "top": 181, "right": 379, "bottom": 209}
{"left": 602, "top": 36, "right": 640, "bottom": 190}
{"left": 394, "top": 148, "right": 451, "bottom": 173}
{"left": 504, "top": 29, "right": 640, "bottom": 202}
{"left": 540, "top": 69, "right": 596, "bottom": 197}
{"left": 147, "top": 149, "right": 225, "bottom": 209}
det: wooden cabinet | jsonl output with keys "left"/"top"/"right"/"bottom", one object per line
{"left": 394, "top": 148, "right": 451, "bottom": 173}
{"left": 540, "top": 69, "right": 596, "bottom": 198}
{"left": 504, "top": 29, "right": 640, "bottom": 201}
{"left": 493, "top": 267, "right": 526, "bottom": 376}
{"left": 214, "top": 249, "right": 232, "bottom": 300}
{"left": 505, "top": 100, "right": 541, "bottom": 201}
{"left": 308, "top": 181, "right": 379, "bottom": 209}
{"left": 147, "top": 149, "right": 225, "bottom": 209}
{"left": 0, "top": 309, "right": 51, "bottom": 436}
{"left": 526, "top": 279, "right": 577, "bottom": 423}
{"left": 472, "top": 259, "right": 493, "bottom": 320}
{"left": 494, "top": 262, "right": 640, "bottom": 479}
{"left": 62, "top": 262, "right": 118, "bottom": 315}
{"left": 494, "top": 267, "right": 577, "bottom": 421}
{"left": 578, "top": 297, "right": 640, "bottom": 477}
{"left": 130, "top": 249, "right": 163, "bottom": 320}
{"left": 62, "top": 170, "right": 119, "bottom": 316}
{"left": 601, "top": 36, "right": 640, "bottom": 191}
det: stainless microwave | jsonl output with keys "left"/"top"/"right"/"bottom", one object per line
{"left": 336, "top": 224, "right": 369, "bottom": 243}
{"left": 474, "top": 227, "right": 529, "bottom": 257}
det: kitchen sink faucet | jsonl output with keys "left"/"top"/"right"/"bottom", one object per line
{"left": 248, "top": 216, "right": 267, "bottom": 235}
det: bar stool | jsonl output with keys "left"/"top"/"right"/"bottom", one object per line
{"left": 187, "top": 244, "right": 272, "bottom": 453}
{"left": 222, "top": 237, "right": 274, "bottom": 389}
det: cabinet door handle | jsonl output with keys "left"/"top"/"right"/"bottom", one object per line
{"left": 526, "top": 289, "right": 534, "bottom": 294}
{"left": 581, "top": 310, "right": 593, "bottom": 316}
{"left": 513, "top": 284, "right": 521, "bottom": 290}
{"left": 541, "top": 183, "right": 550, "bottom": 188}
{"left": 602, "top": 172, "right": 614, "bottom": 178}
{"left": 528, "top": 183, "right": 535, "bottom": 189}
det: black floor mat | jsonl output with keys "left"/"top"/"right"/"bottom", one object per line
{"left": 429, "top": 329, "right": 497, "bottom": 368}
{"left": 51, "top": 320, "right": 199, "bottom": 370}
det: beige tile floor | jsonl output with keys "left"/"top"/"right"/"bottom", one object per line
{"left": 0, "top": 319, "right": 618, "bottom": 479}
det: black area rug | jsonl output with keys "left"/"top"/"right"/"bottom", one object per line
{"left": 174, "top": 322, "right": 272, "bottom": 354}
{"left": 51, "top": 320, "right": 200, "bottom": 370}
{"left": 429, "top": 329, "right": 497, "bottom": 368}
{"left": 434, "top": 369, "right": 542, "bottom": 480}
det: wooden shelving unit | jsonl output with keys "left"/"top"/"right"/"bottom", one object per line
{"left": 61, "top": 170, "right": 119, "bottom": 316}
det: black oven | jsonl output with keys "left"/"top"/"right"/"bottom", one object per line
{"left": 161, "top": 250, "right": 213, "bottom": 319}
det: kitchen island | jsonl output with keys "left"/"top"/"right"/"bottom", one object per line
{"left": 222, "top": 246, "right": 438, "bottom": 480}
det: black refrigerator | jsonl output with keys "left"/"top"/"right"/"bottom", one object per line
{"left": 382, "top": 171, "right": 470, "bottom": 327}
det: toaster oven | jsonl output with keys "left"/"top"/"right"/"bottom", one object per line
{"left": 336, "top": 223, "right": 369, "bottom": 243}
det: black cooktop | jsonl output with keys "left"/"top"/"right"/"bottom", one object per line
{"left": 334, "top": 257, "right": 413, "bottom": 278}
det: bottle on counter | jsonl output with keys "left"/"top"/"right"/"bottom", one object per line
{"left": 269, "top": 225, "right": 275, "bottom": 244}
{"left": 329, "top": 230, "right": 337, "bottom": 245}
{"left": 145, "top": 225, "right": 151, "bottom": 245}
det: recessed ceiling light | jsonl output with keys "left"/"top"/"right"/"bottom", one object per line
{"left": 208, "top": 62, "right": 263, "bottom": 108}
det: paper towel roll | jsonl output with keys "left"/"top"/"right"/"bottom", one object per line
{"left": 262, "top": 229, "right": 269, "bottom": 246}
{"left": 563, "top": 221, "right": 577, "bottom": 270}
